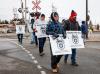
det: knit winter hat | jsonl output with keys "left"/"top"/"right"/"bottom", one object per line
{"left": 71, "top": 10, "right": 77, "bottom": 17}
{"left": 69, "top": 10, "right": 77, "bottom": 21}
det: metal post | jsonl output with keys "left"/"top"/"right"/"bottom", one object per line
{"left": 25, "top": 0, "right": 27, "bottom": 20}
{"left": 86, "top": 0, "right": 88, "bottom": 39}
{"left": 86, "top": 0, "right": 88, "bottom": 25}
{"left": 25, "top": 0, "right": 28, "bottom": 32}
{"left": 21, "top": 0, "right": 24, "bottom": 19}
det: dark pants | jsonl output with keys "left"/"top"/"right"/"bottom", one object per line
{"left": 49, "top": 41, "right": 62, "bottom": 69}
{"left": 33, "top": 32, "right": 38, "bottom": 46}
{"left": 51, "top": 55, "right": 62, "bottom": 69}
{"left": 86, "top": 32, "right": 88, "bottom": 39}
{"left": 38, "top": 37, "right": 46, "bottom": 53}
{"left": 17, "top": 34, "right": 23, "bottom": 44}
{"left": 35, "top": 36, "right": 38, "bottom": 46}
{"left": 64, "top": 48, "right": 76, "bottom": 64}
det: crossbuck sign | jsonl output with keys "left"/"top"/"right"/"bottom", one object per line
{"left": 32, "top": 0, "right": 41, "bottom": 12}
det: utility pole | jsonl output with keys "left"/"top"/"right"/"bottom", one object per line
{"left": 25, "top": 0, "right": 27, "bottom": 21}
{"left": 86, "top": 0, "right": 88, "bottom": 26}
{"left": 24, "top": 0, "right": 29, "bottom": 32}
{"left": 21, "top": 0, "right": 24, "bottom": 19}
{"left": 86, "top": 0, "right": 89, "bottom": 39}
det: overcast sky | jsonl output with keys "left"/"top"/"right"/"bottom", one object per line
{"left": 0, "top": 0, "right": 100, "bottom": 25}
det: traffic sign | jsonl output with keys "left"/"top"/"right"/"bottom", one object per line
{"left": 32, "top": 0, "right": 41, "bottom": 12}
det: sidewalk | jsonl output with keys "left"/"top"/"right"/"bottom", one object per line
{"left": 0, "top": 32, "right": 100, "bottom": 41}
{"left": 86, "top": 34, "right": 100, "bottom": 42}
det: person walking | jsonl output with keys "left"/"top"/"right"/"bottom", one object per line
{"left": 30, "top": 14, "right": 35, "bottom": 44}
{"left": 35, "top": 14, "right": 47, "bottom": 56}
{"left": 16, "top": 19, "right": 25, "bottom": 45}
{"left": 33, "top": 12, "right": 41, "bottom": 47}
{"left": 81, "top": 21, "right": 88, "bottom": 43}
{"left": 46, "top": 12, "right": 66, "bottom": 73}
{"left": 64, "top": 10, "right": 81, "bottom": 66}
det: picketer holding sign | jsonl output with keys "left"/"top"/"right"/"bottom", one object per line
{"left": 16, "top": 19, "right": 25, "bottom": 44}
{"left": 63, "top": 10, "right": 81, "bottom": 66}
{"left": 46, "top": 12, "right": 66, "bottom": 73}
{"left": 34, "top": 14, "right": 47, "bottom": 56}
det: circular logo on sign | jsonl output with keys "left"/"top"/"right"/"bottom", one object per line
{"left": 72, "top": 34, "right": 79, "bottom": 44}
{"left": 56, "top": 37, "right": 65, "bottom": 50}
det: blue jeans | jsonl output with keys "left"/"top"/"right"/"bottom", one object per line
{"left": 64, "top": 48, "right": 77, "bottom": 64}
{"left": 38, "top": 37, "right": 46, "bottom": 53}
{"left": 31, "top": 32, "right": 35, "bottom": 43}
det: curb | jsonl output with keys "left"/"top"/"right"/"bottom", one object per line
{"left": 86, "top": 40, "right": 100, "bottom": 42}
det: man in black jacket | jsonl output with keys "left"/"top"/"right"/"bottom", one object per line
{"left": 64, "top": 10, "right": 81, "bottom": 66}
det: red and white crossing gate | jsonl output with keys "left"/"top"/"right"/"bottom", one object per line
{"left": 32, "top": 0, "right": 41, "bottom": 12}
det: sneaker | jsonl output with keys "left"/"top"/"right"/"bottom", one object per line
{"left": 71, "top": 63, "right": 79, "bottom": 66}
{"left": 39, "top": 52, "right": 45, "bottom": 56}
{"left": 52, "top": 69, "right": 58, "bottom": 73}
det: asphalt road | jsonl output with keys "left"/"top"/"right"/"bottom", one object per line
{"left": 23, "top": 38, "right": 100, "bottom": 74}
{"left": 0, "top": 32, "right": 100, "bottom": 74}
{"left": 0, "top": 38, "right": 44, "bottom": 74}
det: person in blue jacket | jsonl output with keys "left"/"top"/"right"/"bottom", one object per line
{"left": 46, "top": 12, "right": 66, "bottom": 73}
{"left": 81, "top": 21, "right": 88, "bottom": 40}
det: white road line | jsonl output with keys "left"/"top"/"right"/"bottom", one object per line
{"left": 41, "top": 71, "right": 46, "bottom": 74}
{"left": 29, "top": 53, "right": 32, "bottom": 56}
{"left": 20, "top": 45, "right": 23, "bottom": 47}
{"left": 26, "top": 51, "right": 31, "bottom": 54}
{"left": 37, "top": 65, "right": 42, "bottom": 69}
{"left": 33, "top": 60, "right": 38, "bottom": 64}
{"left": 7, "top": 40, "right": 46, "bottom": 74}
{"left": 24, "top": 49, "right": 29, "bottom": 52}
{"left": 29, "top": 54, "right": 34, "bottom": 58}
{"left": 31, "top": 56, "right": 35, "bottom": 60}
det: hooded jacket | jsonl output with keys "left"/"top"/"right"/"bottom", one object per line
{"left": 46, "top": 21, "right": 64, "bottom": 34}
{"left": 81, "top": 23, "right": 88, "bottom": 34}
